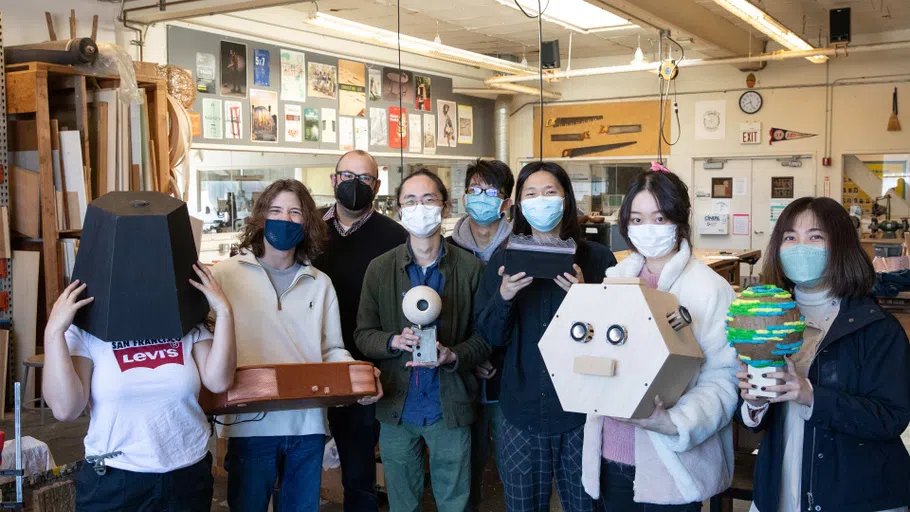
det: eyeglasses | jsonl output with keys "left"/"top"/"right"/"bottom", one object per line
{"left": 401, "top": 197, "right": 443, "bottom": 208}
{"left": 336, "top": 171, "right": 377, "bottom": 185}
{"left": 467, "top": 186, "right": 503, "bottom": 198}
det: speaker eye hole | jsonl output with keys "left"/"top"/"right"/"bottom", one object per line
{"left": 417, "top": 299, "right": 429, "bottom": 312}
{"left": 130, "top": 200, "right": 150, "bottom": 208}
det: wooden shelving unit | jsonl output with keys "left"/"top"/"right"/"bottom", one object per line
{"left": 4, "top": 61, "right": 169, "bottom": 316}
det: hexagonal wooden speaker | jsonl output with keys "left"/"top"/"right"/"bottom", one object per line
{"left": 71, "top": 192, "right": 208, "bottom": 341}
{"left": 539, "top": 278, "right": 704, "bottom": 419}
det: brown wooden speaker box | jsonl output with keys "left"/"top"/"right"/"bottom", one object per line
{"left": 199, "top": 362, "right": 377, "bottom": 415}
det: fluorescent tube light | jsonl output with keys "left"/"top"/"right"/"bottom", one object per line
{"left": 709, "top": 0, "right": 827, "bottom": 63}
{"left": 495, "top": 0, "right": 636, "bottom": 34}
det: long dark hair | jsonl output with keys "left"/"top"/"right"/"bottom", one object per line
{"left": 618, "top": 170, "right": 692, "bottom": 252}
{"left": 761, "top": 196, "right": 874, "bottom": 298}
{"left": 237, "top": 179, "right": 328, "bottom": 265}
{"left": 512, "top": 161, "right": 582, "bottom": 245}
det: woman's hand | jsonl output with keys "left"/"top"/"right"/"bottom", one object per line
{"left": 474, "top": 360, "right": 497, "bottom": 380}
{"left": 612, "top": 396, "right": 678, "bottom": 436}
{"left": 407, "top": 342, "right": 457, "bottom": 368}
{"left": 498, "top": 266, "right": 533, "bottom": 301}
{"left": 736, "top": 361, "right": 770, "bottom": 409}
{"left": 764, "top": 356, "right": 814, "bottom": 407}
{"left": 554, "top": 264, "right": 584, "bottom": 292}
{"left": 189, "top": 263, "right": 232, "bottom": 317}
{"left": 46, "top": 280, "right": 94, "bottom": 338}
{"left": 358, "top": 367, "right": 384, "bottom": 405}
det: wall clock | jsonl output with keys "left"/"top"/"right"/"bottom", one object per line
{"left": 739, "top": 90, "right": 763, "bottom": 114}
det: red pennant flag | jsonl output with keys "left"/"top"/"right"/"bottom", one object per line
{"left": 769, "top": 128, "right": 817, "bottom": 145}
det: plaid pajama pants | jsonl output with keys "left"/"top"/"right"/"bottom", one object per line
{"left": 498, "top": 417, "right": 595, "bottom": 512}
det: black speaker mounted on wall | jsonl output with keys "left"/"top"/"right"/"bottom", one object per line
{"left": 830, "top": 8, "right": 851, "bottom": 44}
{"left": 541, "top": 40, "right": 560, "bottom": 70}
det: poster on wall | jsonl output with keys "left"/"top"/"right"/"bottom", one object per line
{"left": 339, "top": 116, "right": 354, "bottom": 151}
{"left": 280, "top": 49, "right": 306, "bottom": 102}
{"left": 195, "top": 52, "right": 216, "bottom": 94}
{"left": 408, "top": 113, "right": 422, "bottom": 153}
{"left": 457, "top": 105, "right": 473, "bottom": 144}
{"left": 224, "top": 101, "right": 243, "bottom": 139}
{"left": 368, "top": 68, "right": 382, "bottom": 102}
{"left": 304, "top": 108, "right": 319, "bottom": 142}
{"left": 695, "top": 100, "right": 726, "bottom": 140}
{"left": 284, "top": 104, "right": 302, "bottom": 143}
{"left": 338, "top": 60, "right": 366, "bottom": 117}
{"left": 322, "top": 108, "right": 337, "bottom": 144}
{"left": 220, "top": 41, "right": 247, "bottom": 97}
{"left": 308, "top": 62, "right": 337, "bottom": 100}
{"left": 369, "top": 108, "right": 388, "bottom": 147}
{"left": 250, "top": 89, "right": 278, "bottom": 142}
{"left": 389, "top": 107, "right": 408, "bottom": 149}
{"left": 423, "top": 114, "right": 436, "bottom": 155}
{"left": 253, "top": 49, "right": 270, "bottom": 87}
{"left": 437, "top": 100, "right": 457, "bottom": 148}
{"left": 415, "top": 75, "right": 431, "bottom": 111}
{"left": 382, "top": 67, "right": 415, "bottom": 104}
{"left": 354, "top": 118, "right": 369, "bottom": 151}
{"left": 202, "top": 98, "right": 223, "bottom": 139}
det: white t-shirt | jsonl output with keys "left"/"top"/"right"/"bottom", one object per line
{"left": 65, "top": 324, "right": 213, "bottom": 473}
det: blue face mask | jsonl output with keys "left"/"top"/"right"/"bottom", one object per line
{"left": 780, "top": 244, "right": 828, "bottom": 288}
{"left": 264, "top": 219, "right": 305, "bottom": 251}
{"left": 465, "top": 194, "right": 504, "bottom": 226}
{"left": 521, "top": 196, "right": 564, "bottom": 233}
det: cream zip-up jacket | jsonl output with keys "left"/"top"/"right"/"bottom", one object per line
{"left": 211, "top": 251, "right": 353, "bottom": 439}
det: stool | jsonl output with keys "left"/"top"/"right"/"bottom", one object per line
{"left": 22, "top": 354, "right": 47, "bottom": 425}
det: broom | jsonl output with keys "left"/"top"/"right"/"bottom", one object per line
{"left": 889, "top": 88, "right": 901, "bottom": 132}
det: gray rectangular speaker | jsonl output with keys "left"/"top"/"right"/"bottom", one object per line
{"left": 541, "top": 40, "right": 560, "bottom": 69}
{"left": 830, "top": 8, "right": 851, "bottom": 44}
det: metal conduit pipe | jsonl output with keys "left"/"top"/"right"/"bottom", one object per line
{"left": 494, "top": 96, "right": 510, "bottom": 164}
{"left": 485, "top": 40, "right": 910, "bottom": 86}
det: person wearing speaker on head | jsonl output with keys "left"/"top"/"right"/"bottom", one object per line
{"left": 444, "top": 158, "right": 515, "bottom": 511}
{"left": 578, "top": 164, "right": 739, "bottom": 511}
{"left": 474, "top": 161, "right": 616, "bottom": 512}
{"left": 211, "top": 179, "right": 382, "bottom": 512}
{"left": 313, "top": 150, "right": 408, "bottom": 512}
{"left": 355, "top": 169, "right": 491, "bottom": 512}
{"left": 736, "top": 197, "right": 910, "bottom": 512}
{"left": 42, "top": 221, "right": 236, "bottom": 509}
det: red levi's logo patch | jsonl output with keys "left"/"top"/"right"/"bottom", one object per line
{"left": 111, "top": 339, "right": 184, "bottom": 372}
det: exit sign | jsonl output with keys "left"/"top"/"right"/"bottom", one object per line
{"left": 741, "top": 122, "right": 761, "bottom": 144}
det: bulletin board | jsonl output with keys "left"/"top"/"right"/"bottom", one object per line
{"left": 167, "top": 26, "right": 495, "bottom": 158}
{"left": 533, "top": 100, "right": 670, "bottom": 159}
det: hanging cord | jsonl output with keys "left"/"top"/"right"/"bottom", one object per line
{"left": 514, "top": 0, "right": 550, "bottom": 162}
{"left": 397, "top": 0, "right": 404, "bottom": 172}
{"left": 656, "top": 35, "right": 684, "bottom": 163}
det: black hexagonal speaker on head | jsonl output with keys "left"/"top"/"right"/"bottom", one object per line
{"left": 71, "top": 191, "right": 208, "bottom": 342}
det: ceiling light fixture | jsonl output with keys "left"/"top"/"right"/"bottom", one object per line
{"left": 494, "top": 0, "right": 637, "bottom": 34}
{"left": 708, "top": 0, "right": 826, "bottom": 63}
{"left": 434, "top": 20, "right": 442, "bottom": 45}
{"left": 631, "top": 34, "right": 646, "bottom": 65}
{"left": 302, "top": 12, "right": 537, "bottom": 75}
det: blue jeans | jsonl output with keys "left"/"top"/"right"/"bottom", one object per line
{"left": 225, "top": 435, "right": 325, "bottom": 512}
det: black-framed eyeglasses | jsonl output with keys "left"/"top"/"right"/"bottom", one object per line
{"left": 336, "top": 171, "right": 377, "bottom": 185}
{"left": 467, "top": 186, "right": 502, "bottom": 198}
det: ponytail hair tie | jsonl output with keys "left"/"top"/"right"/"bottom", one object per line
{"left": 651, "top": 161, "right": 671, "bottom": 173}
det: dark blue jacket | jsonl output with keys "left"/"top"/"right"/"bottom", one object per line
{"left": 741, "top": 295, "right": 910, "bottom": 512}
{"left": 474, "top": 241, "right": 616, "bottom": 434}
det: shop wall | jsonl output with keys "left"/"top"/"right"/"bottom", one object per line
{"left": 510, "top": 49, "right": 910, "bottom": 202}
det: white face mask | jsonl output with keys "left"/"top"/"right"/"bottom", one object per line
{"left": 628, "top": 224, "right": 678, "bottom": 259}
{"left": 400, "top": 205, "right": 443, "bottom": 238}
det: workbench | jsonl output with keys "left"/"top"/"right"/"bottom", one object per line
{"left": 613, "top": 248, "right": 762, "bottom": 288}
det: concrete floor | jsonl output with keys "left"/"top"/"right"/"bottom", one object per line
{"left": 1, "top": 408, "right": 750, "bottom": 511}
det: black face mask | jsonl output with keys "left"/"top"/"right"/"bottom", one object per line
{"left": 335, "top": 179, "right": 376, "bottom": 212}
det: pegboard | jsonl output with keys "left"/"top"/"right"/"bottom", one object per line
{"left": 0, "top": 12, "right": 10, "bottom": 325}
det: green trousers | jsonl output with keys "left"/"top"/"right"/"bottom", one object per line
{"left": 378, "top": 420, "right": 471, "bottom": 512}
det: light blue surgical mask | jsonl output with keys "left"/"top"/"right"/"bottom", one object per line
{"left": 465, "top": 194, "right": 504, "bottom": 226}
{"left": 521, "top": 196, "right": 564, "bottom": 233}
{"left": 780, "top": 244, "right": 828, "bottom": 288}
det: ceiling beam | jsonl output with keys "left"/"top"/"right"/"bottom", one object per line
{"left": 593, "top": 0, "right": 766, "bottom": 59}
{"left": 123, "top": 0, "right": 310, "bottom": 24}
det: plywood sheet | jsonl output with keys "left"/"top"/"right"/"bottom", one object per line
{"left": 10, "top": 166, "right": 40, "bottom": 239}
{"left": 60, "top": 131, "right": 88, "bottom": 228}
{"left": 12, "top": 250, "right": 40, "bottom": 403}
{"left": 533, "top": 100, "right": 670, "bottom": 159}
{"left": 0, "top": 330, "right": 9, "bottom": 420}
{"left": 88, "top": 102, "right": 109, "bottom": 200}
{"left": 0, "top": 208, "right": 11, "bottom": 259}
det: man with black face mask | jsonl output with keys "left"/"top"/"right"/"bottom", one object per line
{"left": 313, "top": 150, "right": 408, "bottom": 512}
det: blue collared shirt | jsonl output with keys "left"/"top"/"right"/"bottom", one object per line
{"left": 400, "top": 242, "right": 445, "bottom": 426}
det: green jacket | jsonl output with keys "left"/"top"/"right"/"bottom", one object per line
{"left": 355, "top": 240, "right": 491, "bottom": 428}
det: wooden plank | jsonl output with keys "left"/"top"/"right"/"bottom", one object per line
{"left": 574, "top": 356, "right": 617, "bottom": 377}
{"left": 131, "top": 164, "right": 140, "bottom": 192}
{"left": 88, "top": 103, "right": 109, "bottom": 200}
{"left": 45, "top": 12, "right": 57, "bottom": 41}
{"left": 60, "top": 132, "right": 88, "bottom": 228}
{"left": 0, "top": 330, "right": 8, "bottom": 420}
{"left": 146, "top": 84, "right": 170, "bottom": 193}
{"left": 93, "top": 90, "right": 118, "bottom": 194}
{"left": 50, "top": 120, "right": 71, "bottom": 230}
{"left": 65, "top": 192, "right": 80, "bottom": 231}
{"left": 0, "top": 208, "right": 11, "bottom": 259}
{"left": 69, "top": 10, "right": 76, "bottom": 39}
{"left": 6, "top": 72, "right": 39, "bottom": 115}
{"left": 72, "top": 77, "right": 92, "bottom": 203}
{"left": 36, "top": 75, "right": 61, "bottom": 319}
{"left": 55, "top": 192, "right": 65, "bottom": 231}
{"left": 10, "top": 166, "right": 41, "bottom": 239}
{"left": 12, "top": 250, "right": 40, "bottom": 403}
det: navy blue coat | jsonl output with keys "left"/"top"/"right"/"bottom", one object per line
{"left": 741, "top": 295, "right": 910, "bottom": 512}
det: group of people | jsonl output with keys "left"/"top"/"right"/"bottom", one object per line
{"left": 43, "top": 150, "right": 910, "bottom": 512}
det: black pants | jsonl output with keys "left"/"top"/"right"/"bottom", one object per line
{"left": 327, "top": 402, "right": 379, "bottom": 512}
{"left": 599, "top": 459, "right": 702, "bottom": 512}
{"left": 76, "top": 452, "right": 213, "bottom": 512}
